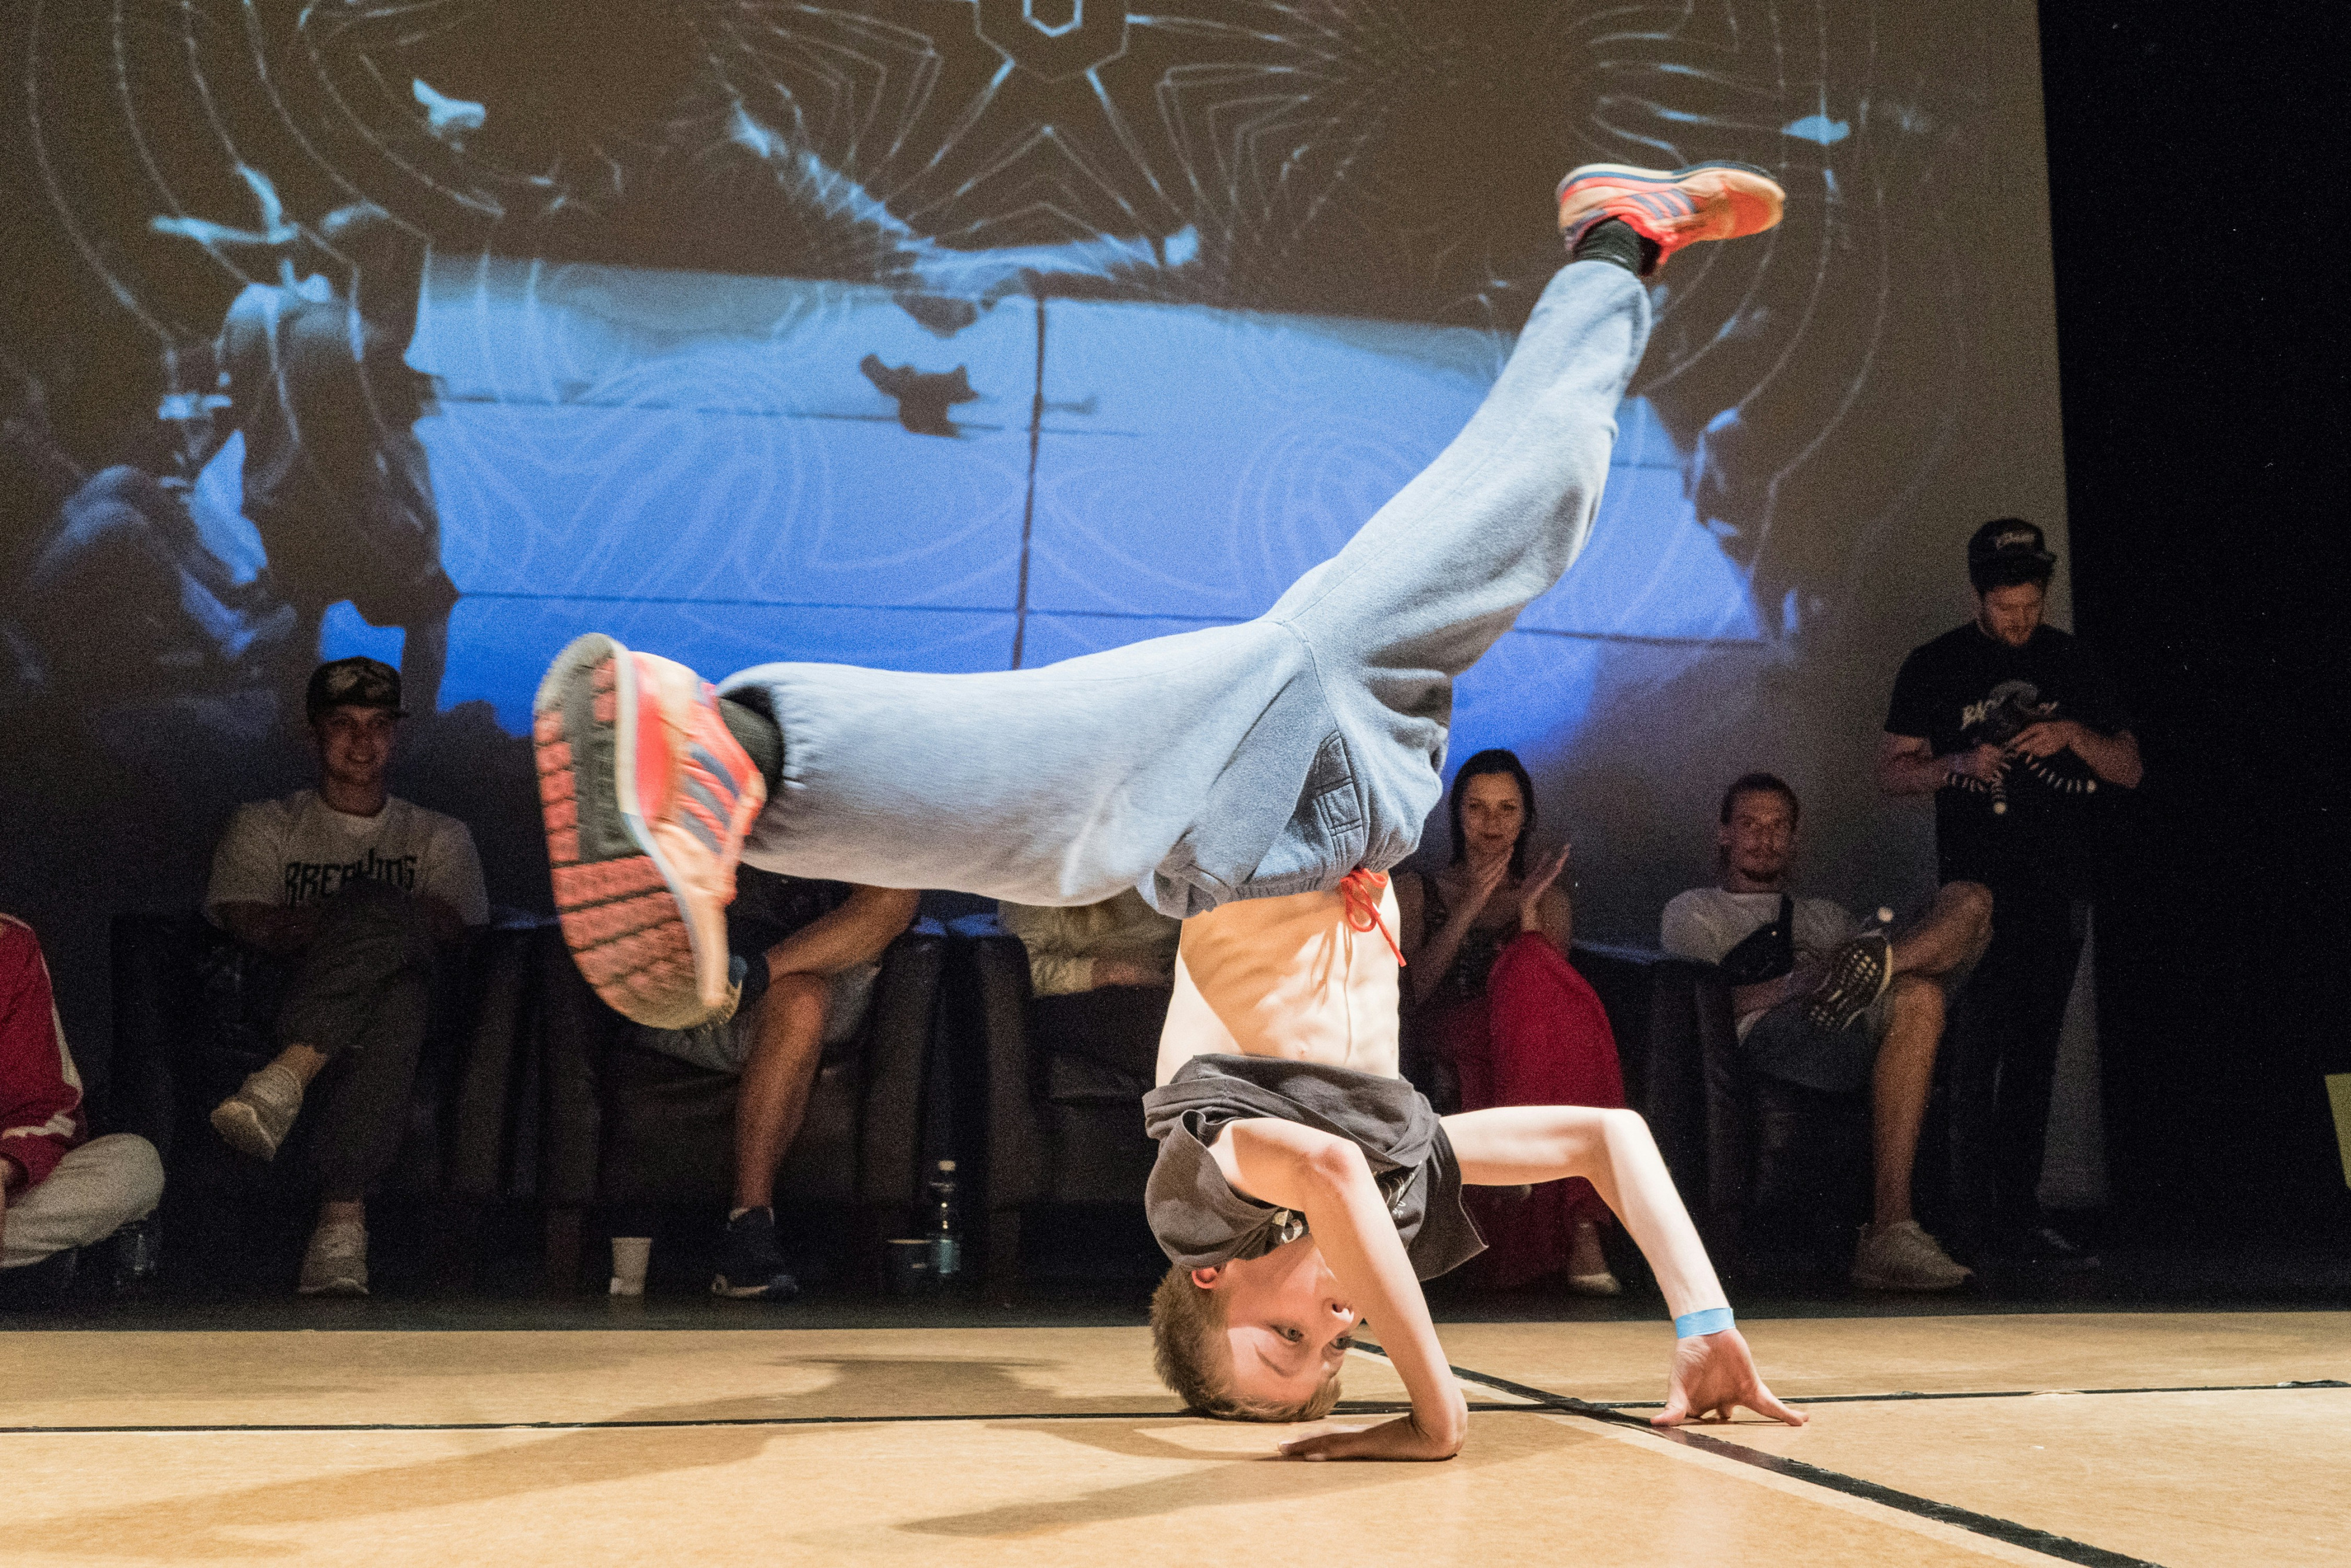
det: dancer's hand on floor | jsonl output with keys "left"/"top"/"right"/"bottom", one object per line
{"left": 1653, "top": 1327, "right": 1807, "bottom": 1427}
{"left": 1278, "top": 1410, "right": 1464, "bottom": 1462}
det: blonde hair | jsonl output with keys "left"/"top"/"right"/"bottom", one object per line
{"left": 1149, "top": 1264, "right": 1344, "bottom": 1422}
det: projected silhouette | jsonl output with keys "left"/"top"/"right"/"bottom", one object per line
{"left": 860, "top": 354, "right": 984, "bottom": 436}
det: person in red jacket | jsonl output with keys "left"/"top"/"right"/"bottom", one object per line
{"left": 0, "top": 915, "right": 163, "bottom": 1295}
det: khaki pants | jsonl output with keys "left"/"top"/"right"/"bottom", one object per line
{"left": 1, "top": 1134, "right": 163, "bottom": 1269}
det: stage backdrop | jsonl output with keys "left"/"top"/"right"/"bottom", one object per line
{"left": 0, "top": 1, "right": 2068, "bottom": 1076}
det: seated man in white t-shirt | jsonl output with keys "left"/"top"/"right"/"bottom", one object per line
{"left": 203, "top": 657, "right": 487, "bottom": 1296}
{"left": 1660, "top": 773, "right": 1990, "bottom": 1292}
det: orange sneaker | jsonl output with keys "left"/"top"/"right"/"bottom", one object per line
{"left": 1556, "top": 161, "right": 1786, "bottom": 273}
{"left": 533, "top": 634, "right": 766, "bottom": 1029}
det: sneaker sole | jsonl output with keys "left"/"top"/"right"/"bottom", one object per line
{"left": 1808, "top": 936, "right": 1893, "bottom": 1030}
{"left": 297, "top": 1277, "right": 369, "bottom": 1297}
{"left": 711, "top": 1275, "right": 799, "bottom": 1301}
{"left": 1850, "top": 1269, "right": 1970, "bottom": 1293}
{"left": 535, "top": 634, "right": 708, "bottom": 1028}
{"left": 209, "top": 1098, "right": 282, "bottom": 1162}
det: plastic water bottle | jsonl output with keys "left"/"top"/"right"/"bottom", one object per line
{"left": 927, "top": 1160, "right": 962, "bottom": 1279}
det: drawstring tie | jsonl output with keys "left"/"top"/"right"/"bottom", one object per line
{"left": 1339, "top": 867, "right": 1405, "bottom": 967}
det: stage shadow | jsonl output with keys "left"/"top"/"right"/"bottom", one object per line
{"left": 896, "top": 1409, "right": 1586, "bottom": 1539}
{"left": 10, "top": 1353, "right": 1187, "bottom": 1557}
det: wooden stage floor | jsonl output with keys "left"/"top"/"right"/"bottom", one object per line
{"left": 4, "top": 1312, "right": 2342, "bottom": 1566}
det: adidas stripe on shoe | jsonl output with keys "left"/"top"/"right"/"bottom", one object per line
{"left": 1557, "top": 161, "right": 1786, "bottom": 273}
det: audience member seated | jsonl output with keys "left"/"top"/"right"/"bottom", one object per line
{"left": 635, "top": 866, "right": 916, "bottom": 1301}
{"left": 996, "top": 888, "right": 1183, "bottom": 1085}
{"left": 998, "top": 889, "right": 1180, "bottom": 999}
{"left": 1661, "top": 772, "right": 1990, "bottom": 1292}
{"left": 1393, "top": 749, "right": 1627, "bottom": 1294}
{"left": 202, "top": 657, "right": 487, "bottom": 1296}
{"left": 1, "top": 913, "right": 165, "bottom": 1306}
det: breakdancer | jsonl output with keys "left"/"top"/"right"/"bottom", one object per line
{"left": 535, "top": 162, "right": 1800, "bottom": 1448}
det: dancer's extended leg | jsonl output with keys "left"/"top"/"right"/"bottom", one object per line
{"left": 537, "top": 165, "right": 1784, "bottom": 1027}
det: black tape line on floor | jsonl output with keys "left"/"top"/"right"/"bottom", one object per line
{"left": 1434, "top": 1361, "right": 2165, "bottom": 1568}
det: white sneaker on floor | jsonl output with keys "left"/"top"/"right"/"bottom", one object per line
{"left": 1851, "top": 1219, "right": 1972, "bottom": 1292}
{"left": 298, "top": 1220, "right": 369, "bottom": 1296}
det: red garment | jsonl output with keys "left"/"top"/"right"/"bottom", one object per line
{"left": 0, "top": 915, "right": 86, "bottom": 1190}
{"left": 1434, "top": 930, "right": 1627, "bottom": 1288}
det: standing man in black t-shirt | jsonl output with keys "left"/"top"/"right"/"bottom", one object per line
{"left": 1878, "top": 518, "right": 2141, "bottom": 1262}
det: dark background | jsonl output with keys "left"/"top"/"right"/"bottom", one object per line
{"left": 2037, "top": 4, "right": 2348, "bottom": 1240}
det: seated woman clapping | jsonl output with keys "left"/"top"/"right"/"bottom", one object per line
{"left": 1394, "top": 749, "right": 1630, "bottom": 1294}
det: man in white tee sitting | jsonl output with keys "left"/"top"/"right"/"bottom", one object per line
{"left": 1660, "top": 772, "right": 1988, "bottom": 1292}
{"left": 203, "top": 656, "right": 487, "bottom": 1295}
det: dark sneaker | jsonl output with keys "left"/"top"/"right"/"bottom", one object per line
{"left": 1556, "top": 161, "right": 1787, "bottom": 273}
{"left": 1806, "top": 932, "right": 1894, "bottom": 1031}
{"left": 209, "top": 1061, "right": 304, "bottom": 1161}
{"left": 712, "top": 1208, "right": 800, "bottom": 1301}
{"left": 534, "top": 634, "right": 766, "bottom": 1030}
{"left": 2000, "top": 1224, "right": 2102, "bottom": 1270}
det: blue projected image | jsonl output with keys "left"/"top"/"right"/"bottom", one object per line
{"left": 1, "top": 0, "right": 2065, "bottom": 1045}
{"left": 274, "top": 254, "right": 1760, "bottom": 778}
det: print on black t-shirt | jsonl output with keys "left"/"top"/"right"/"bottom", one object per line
{"left": 1885, "top": 622, "right": 2128, "bottom": 894}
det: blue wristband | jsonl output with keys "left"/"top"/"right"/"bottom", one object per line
{"left": 1674, "top": 1307, "right": 1734, "bottom": 1339}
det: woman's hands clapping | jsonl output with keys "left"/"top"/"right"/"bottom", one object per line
{"left": 1518, "top": 842, "right": 1570, "bottom": 931}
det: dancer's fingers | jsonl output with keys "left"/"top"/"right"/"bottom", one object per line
{"left": 1744, "top": 1380, "right": 1809, "bottom": 1427}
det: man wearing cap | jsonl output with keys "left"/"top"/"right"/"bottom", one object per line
{"left": 203, "top": 656, "right": 487, "bottom": 1294}
{"left": 1878, "top": 520, "right": 2141, "bottom": 1264}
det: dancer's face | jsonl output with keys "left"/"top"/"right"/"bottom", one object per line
{"left": 1195, "top": 1237, "right": 1359, "bottom": 1408}
{"left": 1975, "top": 582, "right": 2046, "bottom": 648}
{"left": 1458, "top": 772, "right": 1526, "bottom": 868}
{"left": 1719, "top": 790, "right": 1796, "bottom": 890}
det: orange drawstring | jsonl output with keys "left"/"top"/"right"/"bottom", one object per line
{"left": 1339, "top": 867, "right": 1405, "bottom": 967}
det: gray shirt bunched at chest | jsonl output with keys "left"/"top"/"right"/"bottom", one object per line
{"left": 1141, "top": 1055, "right": 1485, "bottom": 1281}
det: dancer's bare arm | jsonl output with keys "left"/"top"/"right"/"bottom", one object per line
{"left": 1442, "top": 1105, "right": 1804, "bottom": 1428}
{"left": 1209, "top": 1119, "right": 1467, "bottom": 1460}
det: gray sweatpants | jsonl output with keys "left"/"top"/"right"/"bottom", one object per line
{"left": 724, "top": 260, "right": 1653, "bottom": 917}
{"left": 270, "top": 881, "right": 438, "bottom": 1199}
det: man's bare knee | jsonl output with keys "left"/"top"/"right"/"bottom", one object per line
{"left": 763, "top": 971, "right": 832, "bottom": 1045}
{"left": 1940, "top": 880, "right": 1994, "bottom": 934}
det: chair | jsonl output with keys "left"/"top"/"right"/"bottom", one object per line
{"left": 1571, "top": 943, "right": 1880, "bottom": 1266}
{"left": 533, "top": 920, "right": 949, "bottom": 1288}
{"left": 952, "top": 914, "right": 1170, "bottom": 1296}
{"left": 106, "top": 909, "right": 547, "bottom": 1290}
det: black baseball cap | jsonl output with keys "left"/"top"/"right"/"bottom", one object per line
{"left": 305, "top": 656, "right": 407, "bottom": 722}
{"left": 1966, "top": 517, "right": 2057, "bottom": 589}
